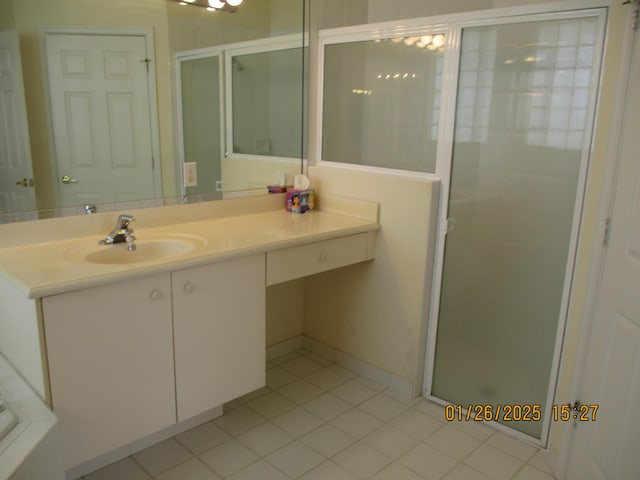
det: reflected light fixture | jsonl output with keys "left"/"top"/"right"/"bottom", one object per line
{"left": 173, "top": 0, "right": 243, "bottom": 12}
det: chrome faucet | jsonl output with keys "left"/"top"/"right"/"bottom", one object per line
{"left": 99, "top": 214, "right": 136, "bottom": 251}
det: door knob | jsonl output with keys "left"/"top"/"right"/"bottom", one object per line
{"left": 61, "top": 175, "right": 78, "bottom": 184}
{"left": 15, "top": 178, "right": 34, "bottom": 187}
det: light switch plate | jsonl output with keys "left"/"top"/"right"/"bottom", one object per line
{"left": 183, "top": 162, "right": 197, "bottom": 187}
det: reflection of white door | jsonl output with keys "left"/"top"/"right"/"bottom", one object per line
{"left": 44, "top": 32, "right": 159, "bottom": 208}
{"left": 565, "top": 27, "right": 640, "bottom": 480}
{"left": 0, "top": 30, "right": 36, "bottom": 217}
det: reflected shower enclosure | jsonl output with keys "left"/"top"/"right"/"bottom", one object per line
{"left": 177, "top": 35, "right": 303, "bottom": 195}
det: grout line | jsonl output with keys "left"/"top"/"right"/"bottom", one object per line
{"left": 84, "top": 349, "right": 548, "bottom": 480}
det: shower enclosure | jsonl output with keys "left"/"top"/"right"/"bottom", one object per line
{"left": 315, "top": 3, "right": 607, "bottom": 445}
{"left": 428, "top": 11, "right": 606, "bottom": 442}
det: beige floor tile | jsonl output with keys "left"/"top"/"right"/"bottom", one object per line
{"left": 441, "top": 463, "right": 491, "bottom": 480}
{"left": 330, "top": 408, "right": 384, "bottom": 439}
{"left": 84, "top": 457, "right": 149, "bottom": 480}
{"left": 213, "top": 406, "right": 266, "bottom": 436}
{"left": 487, "top": 431, "right": 538, "bottom": 462}
{"left": 266, "top": 441, "right": 325, "bottom": 478}
{"left": 303, "top": 393, "right": 352, "bottom": 421}
{"left": 246, "top": 391, "right": 296, "bottom": 419}
{"left": 153, "top": 458, "right": 220, "bottom": 480}
{"left": 132, "top": 438, "right": 192, "bottom": 477}
{"left": 527, "top": 450, "right": 554, "bottom": 475}
{"left": 226, "top": 459, "right": 289, "bottom": 480}
{"left": 390, "top": 407, "right": 443, "bottom": 440}
{"left": 306, "top": 367, "right": 352, "bottom": 390}
{"left": 266, "top": 366, "right": 298, "bottom": 389}
{"left": 271, "top": 406, "right": 325, "bottom": 438}
{"left": 464, "top": 444, "right": 525, "bottom": 480}
{"left": 330, "top": 380, "right": 378, "bottom": 405}
{"left": 332, "top": 441, "right": 392, "bottom": 479}
{"left": 398, "top": 443, "right": 458, "bottom": 479}
{"left": 359, "top": 393, "right": 410, "bottom": 422}
{"left": 512, "top": 465, "right": 556, "bottom": 480}
{"left": 363, "top": 424, "right": 420, "bottom": 459}
{"left": 237, "top": 422, "right": 293, "bottom": 456}
{"left": 298, "top": 460, "right": 358, "bottom": 480}
{"left": 277, "top": 379, "right": 324, "bottom": 404}
{"left": 175, "top": 422, "right": 231, "bottom": 455}
{"left": 425, "top": 424, "right": 482, "bottom": 460}
{"left": 281, "top": 356, "right": 325, "bottom": 377}
{"left": 198, "top": 440, "right": 258, "bottom": 478}
{"left": 300, "top": 423, "right": 357, "bottom": 457}
{"left": 371, "top": 462, "right": 424, "bottom": 480}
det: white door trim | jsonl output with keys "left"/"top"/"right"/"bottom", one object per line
{"left": 556, "top": 8, "right": 639, "bottom": 479}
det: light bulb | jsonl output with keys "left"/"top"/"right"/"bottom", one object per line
{"left": 421, "top": 34, "right": 433, "bottom": 45}
{"left": 226, "top": 0, "right": 243, "bottom": 5}
{"left": 208, "top": 0, "right": 225, "bottom": 8}
{"left": 432, "top": 34, "right": 445, "bottom": 48}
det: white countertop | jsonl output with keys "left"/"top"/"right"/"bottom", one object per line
{"left": 0, "top": 198, "right": 380, "bottom": 299}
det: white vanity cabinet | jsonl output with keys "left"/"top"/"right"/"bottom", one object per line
{"left": 172, "top": 254, "right": 265, "bottom": 421}
{"left": 41, "top": 254, "right": 266, "bottom": 469}
{"left": 42, "top": 273, "right": 176, "bottom": 469}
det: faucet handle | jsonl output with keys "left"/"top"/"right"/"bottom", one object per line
{"left": 117, "top": 214, "right": 135, "bottom": 230}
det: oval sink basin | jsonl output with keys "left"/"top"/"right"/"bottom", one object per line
{"left": 64, "top": 234, "right": 207, "bottom": 265}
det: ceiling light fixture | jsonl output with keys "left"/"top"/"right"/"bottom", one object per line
{"left": 170, "top": 0, "right": 242, "bottom": 13}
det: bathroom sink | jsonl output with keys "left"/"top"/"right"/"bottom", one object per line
{"left": 64, "top": 234, "right": 207, "bottom": 265}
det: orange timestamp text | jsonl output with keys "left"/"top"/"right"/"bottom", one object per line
{"left": 445, "top": 404, "right": 542, "bottom": 422}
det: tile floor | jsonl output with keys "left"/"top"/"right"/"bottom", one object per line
{"left": 80, "top": 349, "right": 556, "bottom": 480}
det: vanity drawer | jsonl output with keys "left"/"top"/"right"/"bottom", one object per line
{"left": 267, "top": 233, "right": 369, "bottom": 286}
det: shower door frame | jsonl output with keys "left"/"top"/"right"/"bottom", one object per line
{"left": 422, "top": 7, "right": 608, "bottom": 447}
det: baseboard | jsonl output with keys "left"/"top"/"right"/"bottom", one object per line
{"left": 267, "top": 335, "right": 416, "bottom": 398}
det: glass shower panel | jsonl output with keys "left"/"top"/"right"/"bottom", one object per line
{"left": 322, "top": 34, "right": 445, "bottom": 173}
{"left": 180, "top": 56, "right": 222, "bottom": 197}
{"left": 231, "top": 48, "right": 303, "bottom": 158}
{"left": 431, "top": 17, "right": 599, "bottom": 439}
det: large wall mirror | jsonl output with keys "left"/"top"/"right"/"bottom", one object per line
{"left": 0, "top": 0, "right": 306, "bottom": 223}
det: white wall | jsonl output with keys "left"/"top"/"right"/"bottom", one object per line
{"left": 304, "top": 167, "right": 439, "bottom": 394}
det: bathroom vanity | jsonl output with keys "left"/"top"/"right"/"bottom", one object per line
{"left": 0, "top": 193, "right": 379, "bottom": 477}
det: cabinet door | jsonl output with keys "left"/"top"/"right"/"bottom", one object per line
{"left": 42, "top": 274, "right": 175, "bottom": 469}
{"left": 172, "top": 254, "right": 265, "bottom": 421}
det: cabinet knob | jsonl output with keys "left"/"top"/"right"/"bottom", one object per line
{"left": 318, "top": 252, "right": 328, "bottom": 263}
{"left": 183, "top": 283, "right": 195, "bottom": 293}
{"left": 150, "top": 290, "right": 163, "bottom": 300}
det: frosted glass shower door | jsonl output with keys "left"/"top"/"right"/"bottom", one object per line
{"left": 179, "top": 55, "right": 223, "bottom": 196}
{"left": 431, "top": 15, "right": 603, "bottom": 440}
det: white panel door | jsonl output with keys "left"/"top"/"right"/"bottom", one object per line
{"left": 172, "top": 255, "right": 266, "bottom": 422}
{"left": 44, "top": 32, "right": 158, "bottom": 208}
{"left": 0, "top": 30, "right": 36, "bottom": 217}
{"left": 565, "top": 28, "right": 640, "bottom": 480}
